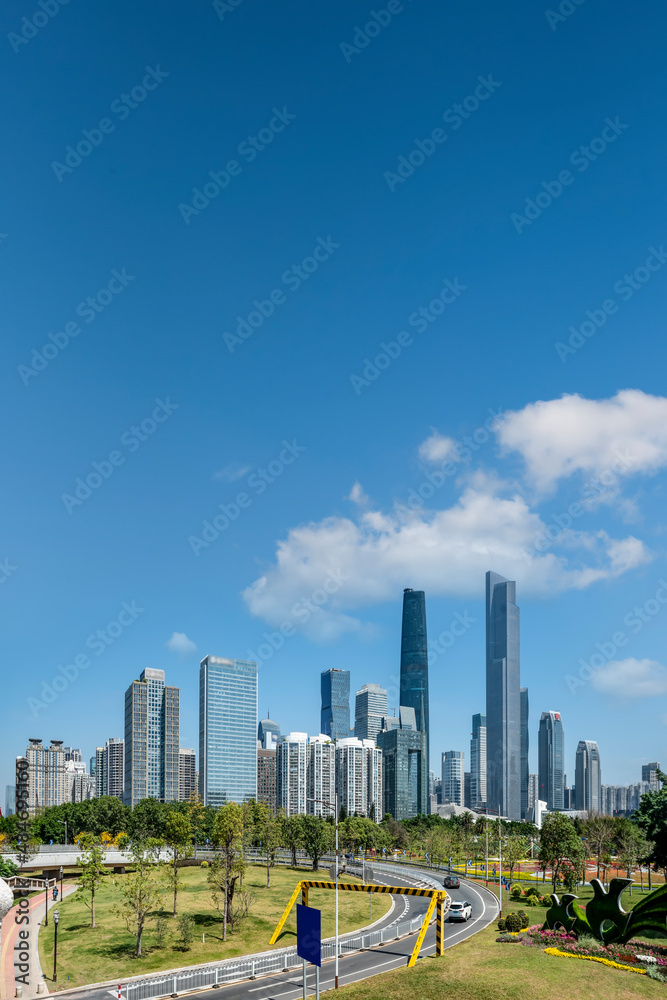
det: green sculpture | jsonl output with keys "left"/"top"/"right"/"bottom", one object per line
{"left": 544, "top": 878, "right": 667, "bottom": 943}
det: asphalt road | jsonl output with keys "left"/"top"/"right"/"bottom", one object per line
{"left": 74, "top": 865, "right": 498, "bottom": 1000}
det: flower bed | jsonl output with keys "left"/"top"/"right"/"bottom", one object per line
{"left": 500, "top": 925, "right": 667, "bottom": 974}
{"left": 544, "top": 947, "right": 646, "bottom": 975}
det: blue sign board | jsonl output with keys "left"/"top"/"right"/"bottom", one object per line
{"left": 296, "top": 904, "right": 321, "bottom": 967}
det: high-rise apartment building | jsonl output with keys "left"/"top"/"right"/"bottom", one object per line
{"left": 354, "top": 684, "right": 388, "bottom": 743}
{"left": 257, "top": 746, "right": 277, "bottom": 813}
{"left": 399, "top": 588, "right": 429, "bottom": 772}
{"left": 24, "top": 739, "right": 66, "bottom": 813}
{"left": 520, "top": 688, "right": 529, "bottom": 819}
{"left": 485, "top": 571, "right": 521, "bottom": 820}
{"left": 470, "top": 713, "right": 487, "bottom": 810}
{"left": 642, "top": 762, "right": 661, "bottom": 791}
{"left": 199, "top": 656, "right": 257, "bottom": 807}
{"left": 63, "top": 747, "right": 82, "bottom": 763}
{"left": 377, "top": 709, "right": 427, "bottom": 820}
{"left": 65, "top": 760, "right": 94, "bottom": 802}
{"left": 320, "top": 669, "right": 350, "bottom": 740}
{"left": 441, "top": 751, "right": 464, "bottom": 806}
{"left": 178, "top": 748, "right": 197, "bottom": 801}
{"left": 258, "top": 717, "right": 281, "bottom": 751}
{"left": 308, "top": 735, "right": 336, "bottom": 817}
{"left": 124, "top": 669, "right": 180, "bottom": 807}
{"left": 538, "top": 711, "right": 565, "bottom": 811}
{"left": 575, "top": 740, "right": 601, "bottom": 813}
{"left": 103, "top": 738, "right": 124, "bottom": 799}
{"left": 336, "top": 738, "right": 382, "bottom": 820}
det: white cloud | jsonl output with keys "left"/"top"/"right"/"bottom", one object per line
{"left": 165, "top": 632, "right": 198, "bottom": 656}
{"left": 419, "top": 432, "right": 460, "bottom": 464}
{"left": 213, "top": 462, "right": 252, "bottom": 483}
{"left": 242, "top": 483, "right": 650, "bottom": 639}
{"left": 347, "top": 482, "right": 369, "bottom": 505}
{"left": 591, "top": 658, "right": 667, "bottom": 699}
{"left": 497, "top": 389, "right": 667, "bottom": 492}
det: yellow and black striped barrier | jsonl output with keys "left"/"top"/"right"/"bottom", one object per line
{"left": 269, "top": 878, "right": 450, "bottom": 966}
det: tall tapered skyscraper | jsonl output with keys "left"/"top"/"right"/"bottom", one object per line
{"left": 538, "top": 711, "right": 565, "bottom": 810}
{"left": 575, "top": 740, "right": 601, "bottom": 812}
{"left": 520, "top": 688, "right": 529, "bottom": 819}
{"left": 485, "top": 571, "right": 521, "bottom": 820}
{"left": 320, "top": 669, "right": 350, "bottom": 740}
{"left": 399, "top": 588, "right": 429, "bottom": 772}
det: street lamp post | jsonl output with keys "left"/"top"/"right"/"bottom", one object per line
{"left": 307, "top": 793, "right": 340, "bottom": 989}
{"left": 59, "top": 865, "right": 63, "bottom": 903}
{"left": 58, "top": 820, "right": 68, "bottom": 846}
{"left": 44, "top": 881, "right": 48, "bottom": 927}
{"left": 53, "top": 909, "right": 59, "bottom": 982}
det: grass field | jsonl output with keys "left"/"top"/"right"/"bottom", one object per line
{"left": 338, "top": 895, "right": 667, "bottom": 1000}
{"left": 38, "top": 863, "right": 391, "bottom": 990}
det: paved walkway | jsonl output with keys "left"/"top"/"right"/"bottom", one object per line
{"left": 1, "top": 885, "right": 77, "bottom": 999}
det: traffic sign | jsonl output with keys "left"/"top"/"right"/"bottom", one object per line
{"left": 296, "top": 904, "right": 321, "bottom": 967}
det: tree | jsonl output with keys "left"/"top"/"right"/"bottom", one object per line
{"left": 538, "top": 813, "right": 586, "bottom": 891}
{"left": 503, "top": 835, "right": 529, "bottom": 884}
{"left": 129, "top": 798, "right": 168, "bottom": 841}
{"left": 176, "top": 913, "right": 195, "bottom": 950}
{"left": 162, "top": 812, "right": 192, "bottom": 916}
{"left": 633, "top": 770, "right": 667, "bottom": 876}
{"left": 210, "top": 803, "right": 245, "bottom": 941}
{"left": 114, "top": 842, "right": 163, "bottom": 957}
{"left": 77, "top": 839, "right": 107, "bottom": 927}
{"left": 280, "top": 813, "right": 304, "bottom": 868}
{"left": 584, "top": 814, "right": 616, "bottom": 879}
{"left": 252, "top": 803, "right": 280, "bottom": 888}
{"left": 302, "top": 815, "right": 332, "bottom": 871}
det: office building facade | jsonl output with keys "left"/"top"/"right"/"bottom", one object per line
{"left": 470, "top": 713, "right": 487, "bottom": 810}
{"left": 575, "top": 740, "right": 602, "bottom": 813}
{"left": 124, "top": 669, "right": 180, "bottom": 807}
{"left": 538, "top": 711, "right": 565, "bottom": 811}
{"left": 399, "top": 588, "right": 429, "bottom": 772}
{"left": 520, "top": 687, "right": 529, "bottom": 819}
{"left": 642, "top": 762, "right": 661, "bottom": 791}
{"left": 178, "top": 748, "right": 197, "bottom": 801}
{"left": 485, "top": 571, "right": 521, "bottom": 820}
{"left": 4, "top": 785, "right": 15, "bottom": 816}
{"left": 378, "top": 713, "right": 427, "bottom": 821}
{"left": 257, "top": 746, "right": 277, "bottom": 813}
{"left": 320, "top": 669, "right": 350, "bottom": 740}
{"left": 258, "top": 717, "right": 281, "bottom": 751}
{"left": 199, "top": 656, "right": 257, "bottom": 807}
{"left": 354, "top": 684, "right": 388, "bottom": 743}
{"left": 441, "top": 750, "right": 464, "bottom": 806}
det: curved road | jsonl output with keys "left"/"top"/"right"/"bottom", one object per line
{"left": 64, "top": 864, "right": 498, "bottom": 1000}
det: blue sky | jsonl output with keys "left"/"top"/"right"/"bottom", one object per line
{"left": 2, "top": 0, "right": 667, "bottom": 799}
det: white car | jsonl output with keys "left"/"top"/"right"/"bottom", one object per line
{"left": 448, "top": 900, "right": 473, "bottom": 922}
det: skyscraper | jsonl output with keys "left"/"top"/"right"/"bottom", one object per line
{"left": 199, "top": 656, "right": 257, "bottom": 807}
{"left": 336, "top": 738, "right": 382, "bottom": 820}
{"left": 377, "top": 711, "right": 427, "bottom": 820}
{"left": 178, "top": 748, "right": 197, "bottom": 801}
{"left": 538, "top": 711, "right": 565, "bottom": 810}
{"left": 24, "top": 739, "right": 66, "bottom": 813}
{"left": 470, "top": 713, "right": 487, "bottom": 810}
{"left": 4, "top": 785, "right": 15, "bottom": 816}
{"left": 308, "top": 735, "right": 336, "bottom": 817}
{"left": 320, "top": 669, "right": 350, "bottom": 740}
{"left": 102, "top": 738, "right": 124, "bottom": 799}
{"left": 258, "top": 717, "right": 281, "bottom": 750}
{"left": 575, "top": 740, "right": 602, "bottom": 813}
{"left": 399, "top": 589, "right": 429, "bottom": 772}
{"left": 124, "top": 669, "right": 180, "bottom": 807}
{"left": 485, "top": 571, "right": 521, "bottom": 820}
{"left": 354, "top": 684, "right": 388, "bottom": 742}
{"left": 257, "top": 745, "right": 277, "bottom": 813}
{"left": 441, "top": 751, "right": 464, "bottom": 806}
{"left": 520, "top": 688, "right": 529, "bottom": 819}
{"left": 642, "top": 762, "right": 661, "bottom": 791}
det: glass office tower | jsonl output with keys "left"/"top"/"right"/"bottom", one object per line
{"left": 199, "top": 655, "right": 258, "bottom": 807}
{"left": 470, "top": 713, "right": 487, "bottom": 810}
{"left": 538, "top": 711, "right": 565, "bottom": 810}
{"left": 320, "top": 669, "right": 350, "bottom": 739}
{"left": 575, "top": 739, "right": 601, "bottom": 812}
{"left": 354, "top": 684, "right": 388, "bottom": 742}
{"left": 485, "top": 571, "right": 521, "bottom": 820}
{"left": 520, "top": 687, "right": 529, "bottom": 819}
{"left": 124, "top": 669, "right": 180, "bottom": 807}
{"left": 399, "top": 588, "right": 429, "bottom": 772}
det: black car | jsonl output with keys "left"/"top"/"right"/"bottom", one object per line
{"left": 444, "top": 876, "right": 460, "bottom": 889}
{"left": 345, "top": 853, "right": 354, "bottom": 861}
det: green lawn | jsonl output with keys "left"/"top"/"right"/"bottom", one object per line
{"left": 38, "top": 863, "right": 390, "bottom": 990}
{"left": 338, "top": 898, "right": 667, "bottom": 1000}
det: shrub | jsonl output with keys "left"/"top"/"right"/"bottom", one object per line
{"left": 646, "top": 966, "right": 667, "bottom": 983}
{"left": 510, "top": 886, "right": 523, "bottom": 899}
{"left": 497, "top": 917, "right": 506, "bottom": 932}
{"left": 577, "top": 934, "right": 603, "bottom": 952}
{"left": 517, "top": 910, "right": 529, "bottom": 928}
{"left": 200, "top": 860, "right": 209, "bottom": 868}
{"left": 505, "top": 912, "right": 522, "bottom": 933}
{"left": 525, "top": 885, "right": 541, "bottom": 898}
{"left": 496, "top": 934, "right": 520, "bottom": 943}
{"left": 176, "top": 913, "right": 196, "bottom": 951}
{"left": 153, "top": 914, "right": 169, "bottom": 948}
{"left": 526, "top": 894, "right": 540, "bottom": 906}
{"left": 541, "top": 895, "right": 552, "bottom": 906}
